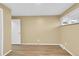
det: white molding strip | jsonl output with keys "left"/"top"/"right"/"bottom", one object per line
{"left": 59, "top": 44, "right": 74, "bottom": 56}
{"left": 21, "top": 43, "right": 61, "bottom": 45}
{"left": 4, "top": 50, "right": 12, "bottom": 56}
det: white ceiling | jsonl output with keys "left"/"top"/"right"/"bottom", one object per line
{"left": 64, "top": 8, "right": 79, "bottom": 19}
{"left": 4, "top": 3, "right": 74, "bottom": 16}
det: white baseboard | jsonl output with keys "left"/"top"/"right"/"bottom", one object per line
{"left": 4, "top": 50, "right": 12, "bottom": 56}
{"left": 21, "top": 43, "right": 61, "bottom": 45}
{"left": 59, "top": 44, "right": 74, "bottom": 56}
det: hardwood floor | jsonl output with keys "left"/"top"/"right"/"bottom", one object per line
{"left": 7, "top": 44, "right": 71, "bottom": 56}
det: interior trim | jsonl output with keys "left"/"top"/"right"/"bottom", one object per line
{"left": 21, "top": 43, "right": 61, "bottom": 45}
{"left": 4, "top": 50, "right": 12, "bottom": 56}
{"left": 60, "top": 44, "right": 74, "bottom": 56}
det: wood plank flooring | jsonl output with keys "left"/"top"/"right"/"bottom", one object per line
{"left": 7, "top": 44, "right": 71, "bottom": 56}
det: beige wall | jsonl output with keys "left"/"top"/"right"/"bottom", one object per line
{"left": 60, "top": 24, "right": 79, "bottom": 55}
{"left": 60, "top": 3, "right": 79, "bottom": 55}
{"left": 0, "top": 4, "right": 11, "bottom": 55}
{"left": 12, "top": 16, "right": 61, "bottom": 44}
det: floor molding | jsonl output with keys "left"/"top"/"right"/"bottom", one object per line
{"left": 59, "top": 44, "right": 74, "bottom": 56}
{"left": 21, "top": 43, "right": 61, "bottom": 45}
{"left": 4, "top": 50, "right": 12, "bottom": 56}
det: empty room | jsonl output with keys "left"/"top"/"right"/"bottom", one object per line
{"left": 0, "top": 3, "right": 79, "bottom": 56}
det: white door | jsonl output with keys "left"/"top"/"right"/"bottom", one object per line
{"left": 11, "top": 20, "right": 21, "bottom": 44}
{"left": 0, "top": 8, "right": 3, "bottom": 55}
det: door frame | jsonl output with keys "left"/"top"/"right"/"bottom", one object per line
{"left": 0, "top": 8, "right": 4, "bottom": 55}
